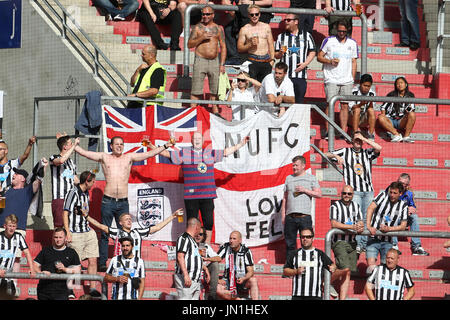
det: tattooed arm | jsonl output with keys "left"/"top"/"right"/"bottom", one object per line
{"left": 187, "top": 24, "right": 208, "bottom": 49}
{"left": 218, "top": 25, "right": 227, "bottom": 73}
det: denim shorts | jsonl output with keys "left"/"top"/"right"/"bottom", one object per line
{"left": 366, "top": 238, "right": 393, "bottom": 263}
{"left": 388, "top": 117, "right": 401, "bottom": 129}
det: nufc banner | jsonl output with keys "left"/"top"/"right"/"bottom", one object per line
{"left": 102, "top": 105, "right": 311, "bottom": 247}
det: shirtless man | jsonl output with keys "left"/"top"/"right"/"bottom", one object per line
{"left": 188, "top": 5, "right": 226, "bottom": 114}
{"left": 237, "top": 5, "right": 275, "bottom": 83}
{"left": 74, "top": 135, "right": 175, "bottom": 271}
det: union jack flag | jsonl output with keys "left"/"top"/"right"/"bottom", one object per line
{"left": 102, "top": 105, "right": 212, "bottom": 183}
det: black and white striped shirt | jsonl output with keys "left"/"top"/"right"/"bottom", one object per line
{"left": 109, "top": 227, "right": 151, "bottom": 259}
{"left": 49, "top": 155, "right": 77, "bottom": 200}
{"left": 0, "top": 232, "right": 28, "bottom": 273}
{"left": 330, "top": 0, "right": 353, "bottom": 11}
{"left": 63, "top": 185, "right": 90, "bottom": 233}
{"left": 175, "top": 232, "right": 202, "bottom": 282}
{"left": 332, "top": 147, "right": 380, "bottom": 192}
{"left": 380, "top": 90, "right": 415, "bottom": 120}
{"left": 217, "top": 243, "right": 254, "bottom": 281}
{"left": 284, "top": 248, "right": 333, "bottom": 298}
{"left": 370, "top": 191, "right": 408, "bottom": 242}
{"left": 329, "top": 200, "right": 363, "bottom": 243}
{"left": 366, "top": 264, "right": 414, "bottom": 300}
{"left": 275, "top": 31, "right": 316, "bottom": 79}
{"left": 0, "top": 158, "right": 20, "bottom": 190}
{"left": 349, "top": 85, "right": 377, "bottom": 114}
{"left": 107, "top": 254, "right": 145, "bottom": 300}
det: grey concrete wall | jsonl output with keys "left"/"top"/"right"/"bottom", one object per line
{"left": 0, "top": 1, "right": 106, "bottom": 229}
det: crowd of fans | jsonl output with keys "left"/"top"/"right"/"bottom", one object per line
{"left": 0, "top": 0, "right": 446, "bottom": 302}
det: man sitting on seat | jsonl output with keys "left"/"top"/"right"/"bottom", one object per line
{"left": 92, "top": 0, "right": 139, "bottom": 21}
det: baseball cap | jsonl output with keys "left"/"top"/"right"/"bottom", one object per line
{"left": 13, "top": 168, "right": 29, "bottom": 179}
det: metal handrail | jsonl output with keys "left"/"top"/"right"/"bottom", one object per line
{"left": 183, "top": 5, "right": 368, "bottom": 79}
{"left": 33, "top": 0, "right": 131, "bottom": 96}
{"left": 327, "top": 94, "right": 450, "bottom": 151}
{"left": 323, "top": 229, "right": 450, "bottom": 300}
{"left": 437, "top": 0, "right": 450, "bottom": 74}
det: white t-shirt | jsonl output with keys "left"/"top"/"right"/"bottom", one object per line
{"left": 258, "top": 73, "right": 295, "bottom": 116}
{"left": 228, "top": 86, "right": 259, "bottom": 121}
{"left": 320, "top": 36, "right": 358, "bottom": 85}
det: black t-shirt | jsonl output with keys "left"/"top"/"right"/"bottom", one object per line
{"left": 290, "top": 0, "right": 315, "bottom": 8}
{"left": 35, "top": 246, "right": 81, "bottom": 295}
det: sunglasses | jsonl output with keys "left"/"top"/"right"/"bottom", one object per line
{"left": 249, "top": 13, "right": 260, "bottom": 17}
{"left": 301, "top": 235, "right": 313, "bottom": 239}
{"left": 284, "top": 18, "right": 297, "bottom": 22}
{"left": 202, "top": 12, "right": 212, "bottom": 16}
{"left": 198, "top": 233, "right": 204, "bottom": 236}
{"left": 337, "top": 30, "right": 347, "bottom": 33}
{"left": 237, "top": 78, "right": 247, "bottom": 82}
{"left": 342, "top": 192, "right": 353, "bottom": 196}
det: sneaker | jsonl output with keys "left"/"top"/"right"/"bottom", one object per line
{"left": 356, "top": 246, "right": 362, "bottom": 254}
{"left": 395, "top": 42, "right": 409, "bottom": 47}
{"left": 105, "top": 14, "right": 113, "bottom": 21}
{"left": 412, "top": 246, "right": 429, "bottom": 256}
{"left": 367, "top": 132, "right": 375, "bottom": 141}
{"left": 409, "top": 42, "right": 420, "bottom": 50}
{"left": 402, "top": 136, "right": 415, "bottom": 143}
{"left": 392, "top": 245, "right": 402, "bottom": 255}
{"left": 68, "top": 289, "right": 76, "bottom": 299}
{"left": 391, "top": 134, "right": 403, "bottom": 142}
{"left": 89, "top": 288, "right": 102, "bottom": 299}
{"left": 113, "top": 14, "right": 125, "bottom": 21}
{"left": 329, "top": 285, "right": 338, "bottom": 298}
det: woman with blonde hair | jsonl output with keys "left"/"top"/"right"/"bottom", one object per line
{"left": 226, "top": 71, "right": 261, "bottom": 121}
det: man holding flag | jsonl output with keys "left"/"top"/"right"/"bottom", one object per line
{"left": 150, "top": 131, "right": 249, "bottom": 244}
{"left": 75, "top": 135, "right": 175, "bottom": 271}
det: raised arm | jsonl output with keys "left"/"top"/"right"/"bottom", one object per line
{"left": 224, "top": 136, "right": 250, "bottom": 156}
{"left": 84, "top": 213, "right": 109, "bottom": 234}
{"left": 130, "top": 139, "right": 175, "bottom": 163}
{"left": 32, "top": 157, "right": 49, "bottom": 193}
{"left": 148, "top": 141, "right": 170, "bottom": 158}
{"left": 149, "top": 208, "right": 182, "bottom": 234}
{"left": 19, "top": 136, "right": 36, "bottom": 165}
{"left": 75, "top": 144, "right": 104, "bottom": 162}
{"left": 52, "top": 137, "right": 80, "bottom": 166}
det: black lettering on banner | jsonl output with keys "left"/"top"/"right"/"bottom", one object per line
{"left": 268, "top": 127, "right": 282, "bottom": 153}
{"left": 258, "top": 198, "right": 273, "bottom": 215}
{"left": 225, "top": 132, "right": 242, "bottom": 158}
{"left": 259, "top": 220, "right": 269, "bottom": 238}
{"left": 246, "top": 199, "right": 258, "bottom": 217}
{"left": 284, "top": 123, "right": 299, "bottom": 148}
{"left": 246, "top": 222, "right": 257, "bottom": 239}
{"left": 245, "top": 196, "right": 283, "bottom": 239}
{"left": 247, "top": 129, "right": 260, "bottom": 156}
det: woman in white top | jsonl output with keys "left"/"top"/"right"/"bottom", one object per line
{"left": 226, "top": 71, "right": 262, "bottom": 121}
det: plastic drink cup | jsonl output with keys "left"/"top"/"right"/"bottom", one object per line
{"left": 177, "top": 210, "right": 184, "bottom": 223}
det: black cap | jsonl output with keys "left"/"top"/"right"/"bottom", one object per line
{"left": 118, "top": 236, "right": 133, "bottom": 244}
{"left": 13, "top": 168, "right": 29, "bottom": 179}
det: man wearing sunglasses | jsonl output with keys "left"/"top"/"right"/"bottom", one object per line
{"left": 188, "top": 6, "right": 226, "bottom": 115}
{"left": 283, "top": 227, "right": 336, "bottom": 300}
{"left": 275, "top": 14, "right": 316, "bottom": 104}
{"left": 237, "top": 5, "right": 275, "bottom": 83}
{"left": 317, "top": 20, "right": 358, "bottom": 137}
{"left": 329, "top": 185, "right": 364, "bottom": 300}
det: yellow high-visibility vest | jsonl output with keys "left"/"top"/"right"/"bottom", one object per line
{"left": 136, "top": 61, "right": 166, "bottom": 105}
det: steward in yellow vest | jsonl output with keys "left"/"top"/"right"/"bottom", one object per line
{"left": 128, "top": 45, "right": 167, "bottom": 107}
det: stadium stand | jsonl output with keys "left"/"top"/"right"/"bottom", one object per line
{"left": 0, "top": 0, "right": 449, "bottom": 300}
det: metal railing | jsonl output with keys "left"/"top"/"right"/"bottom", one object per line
{"left": 2, "top": 272, "right": 105, "bottom": 299}
{"left": 437, "top": 0, "right": 450, "bottom": 74}
{"left": 323, "top": 229, "right": 450, "bottom": 300}
{"left": 326, "top": 94, "right": 450, "bottom": 151}
{"left": 182, "top": 5, "right": 368, "bottom": 80}
{"left": 33, "top": 0, "right": 130, "bottom": 96}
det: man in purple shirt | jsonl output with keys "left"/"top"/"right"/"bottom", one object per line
{"left": 153, "top": 132, "right": 249, "bottom": 243}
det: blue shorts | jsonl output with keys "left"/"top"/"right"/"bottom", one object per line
{"left": 366, "top": 238, "right": 393, "bottom": 264}
{"left": 388, "top": 118, "right": 401, "bottom": 129}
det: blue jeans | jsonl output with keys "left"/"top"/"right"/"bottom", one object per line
{"left": 366, "top": 238, "right": 393, "bottom": 264}
{"left": 392, "top": 214, "right": 421, "bottom": 248}
{"left": 93, "top": 0, "right": 139, "bottom": 18}
{"left": 399, "top": 0, "right": 420, "bottom": 45}
{"left": 290, "top": 78, "right": 307, "bottom": 104}
{"left": 99, "top": 196, "right": 129, "bottom": 266}
{"left": 353, "top": 191, "right": 374, "bottom": 250}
